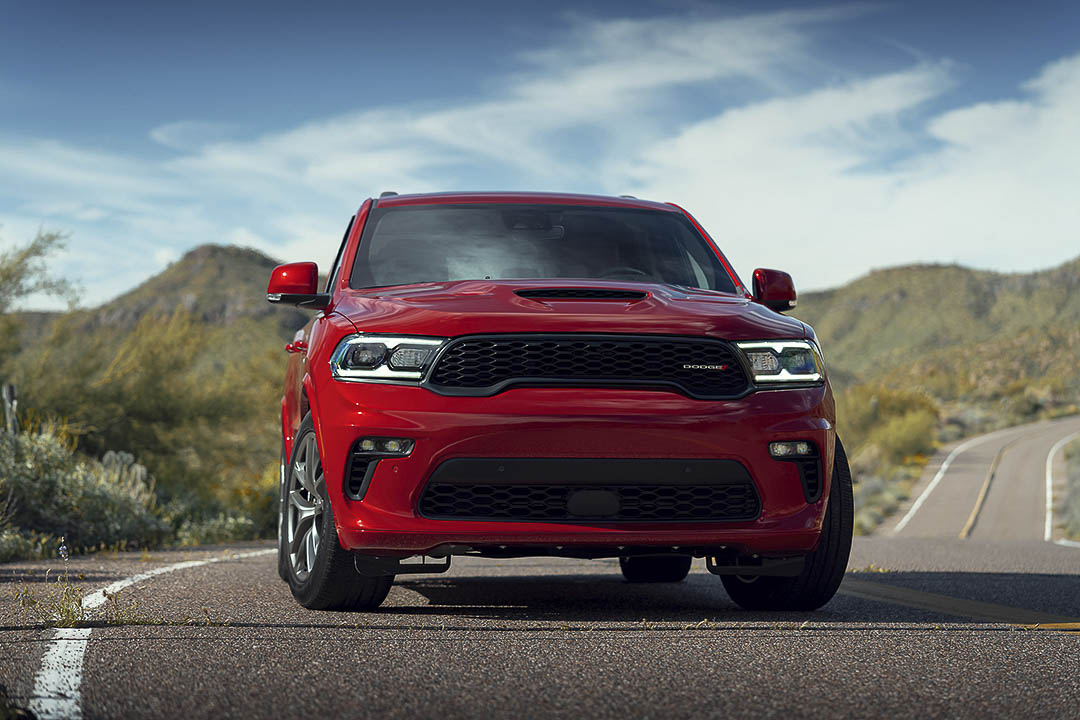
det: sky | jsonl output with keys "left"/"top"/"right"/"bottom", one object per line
{"left": 2, "top": 0, "right": 1079, "bottom": 308}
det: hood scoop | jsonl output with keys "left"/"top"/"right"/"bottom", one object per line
{"left": 515, "top": 287, "right": 647, "bottom": 301}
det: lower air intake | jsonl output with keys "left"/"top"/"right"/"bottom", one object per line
{"left": 419, "top": 483, "right": 760, "bottom": 522}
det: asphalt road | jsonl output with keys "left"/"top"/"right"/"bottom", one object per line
{"left": 2, "top": 417, "right": 1079, "bottom": 719}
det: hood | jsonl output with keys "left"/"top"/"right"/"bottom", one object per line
{"left": 330, "top": 280, "right": 806, "bottom": 341}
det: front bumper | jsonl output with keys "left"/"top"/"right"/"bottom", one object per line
{"left": 312, "top": 382, "right": 835, "bottom": 558}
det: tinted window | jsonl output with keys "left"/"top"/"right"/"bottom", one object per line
{"left": 349, "top": 205, "right": 736, "bottom": 293}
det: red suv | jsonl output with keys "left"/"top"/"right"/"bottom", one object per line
{"left": 268, "top": 192, "right": 852, "bottom": 612}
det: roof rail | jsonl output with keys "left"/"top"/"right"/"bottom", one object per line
{"left": 379, "top": 191, "right": 398, "bottom": 198}
{"left": 619, "top": 194, "right": 637, "bottom": 199}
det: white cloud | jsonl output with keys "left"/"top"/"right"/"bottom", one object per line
{"left": 614, "top": 53, "right": 1080, "bottom": 291}
{"left": 2, "top": 7, "right": 1079, "bottom": 309}
{"left": 616, "top": 63, "right": 959, "bottom": 288}
{"left": 149, "top": 120, "right": 235, "bottom": 151}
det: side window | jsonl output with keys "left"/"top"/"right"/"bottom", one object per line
{"left": 324, "top": 215, "right": 355, "bottom": 293}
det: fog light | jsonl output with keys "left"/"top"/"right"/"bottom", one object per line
{"left": 769, "top": 441, "right": 814, "bottom": 458}
{"left": 381, "top": 439, "right": 408, "bottom": 454}
{"left": 355, "top": 437, "right": 414, "bottom": 456}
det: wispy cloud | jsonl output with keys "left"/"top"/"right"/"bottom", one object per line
{"left": 1, "top": 6, "right": 1078, "bottom": 307}
{"left": 149, "top": 120, "right": 237, "bottom": 152}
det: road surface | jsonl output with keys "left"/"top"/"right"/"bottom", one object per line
{"left": 2, "top": 416, "right": 1078, "bottom": 719}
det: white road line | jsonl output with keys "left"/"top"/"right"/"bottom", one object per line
{"left": 27, "top": 548, "right": 275, "bottom": 720}
{"left": 892, "top": 433, "right": 1001, "bottom": 535}
{"left": 1045, "top": 430, "right": 1080, "bottom": 544}
{"left": 29, "top": 628, "right": 91, "bottom": 720}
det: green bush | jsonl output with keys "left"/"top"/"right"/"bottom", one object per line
{"left": 0, "top": 426, "right": 170, "bottom": 554}
{"left": 176, "top": 514, "right": 257, "bottom": 547}
{"left": 837, "top": 384, "right": 938, "bottom": 458}
{"left": 0, "top": 527, "right": 58, "bottom": 563}
{"left": 868, "top": 409, "right": 937, "bottom": 464}
{"left": 10, "top": 311, "right": 284, "bottom": 512}
{"left": 836, "top": 384, "right": 937, "bottom": 534}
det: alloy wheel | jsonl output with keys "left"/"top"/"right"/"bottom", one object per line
{"left": 286, "top": 432, "right": 324, "bottom": 581}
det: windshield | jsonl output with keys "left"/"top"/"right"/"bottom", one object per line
{"left": 349, "top": 204, "right": 738, "bottom": 293}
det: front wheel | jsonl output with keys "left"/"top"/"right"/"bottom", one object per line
{"left": 283, "top": 414, "right": 393, "bottom": 610}
{"left": 721, "top": 438, "right": 854, "bottom": 611}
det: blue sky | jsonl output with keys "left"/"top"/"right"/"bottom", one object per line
{"left": 2, "top": 1, "right": 1079, "bottom": 307}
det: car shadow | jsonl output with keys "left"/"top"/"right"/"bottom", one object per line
{"left": 380, "top": 569, "right": 1080, "bottom": 624}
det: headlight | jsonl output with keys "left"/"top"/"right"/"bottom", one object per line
{"left": 736, "top": 340, "right": 823, "bottom": 384}
{"left": 330, "top": 334, "right": 446, "bottom": 382}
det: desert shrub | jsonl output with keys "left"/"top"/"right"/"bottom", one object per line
{"left": 176, "top": 514, "right": 257, "bottom": 547}
{"left": 171, "top": 460, "right": 277, "bottom": 546}
{"left": 837, "top": 385, "right": 937, "bottom": 534}
{"left": 226, "top": 461, "right": 279, "bottom": 539}
{"left": 0, "top": 426, "right": 170, "bottom": 553}
{"left": 836, "top": 384, "right": 938, "bottom": 457}
{"left": 868, "top": 408, "right": 937, "bottom": 464}
{"left": 0, "top": 528, "right": 58, "bottom": 563}
{"left": 11, "top": 311, "right": 283, "bottom": 513}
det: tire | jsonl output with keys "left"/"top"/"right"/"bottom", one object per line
{"left": 721, "top": 437, "right": 854, "bottom": 611}
{"left": 619, "top": 555, "right": 692, "bottom": 583}
{"left": 283, "top": 414, "right": 393, "bottom": 610}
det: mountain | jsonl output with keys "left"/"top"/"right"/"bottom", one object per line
{"left": 795, "top": 257, "right": 1080, "bottom": 376}
{"left": 794, "top": 257, "right": 1080, "bottom": 407}
{"left": 12, "top": 244, "right": 312, "bottom": 353}
{"left": 85, "top": 244, "right": 309, "bottom": 337}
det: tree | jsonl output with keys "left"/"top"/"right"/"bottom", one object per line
{"left": 0, "top": 229, "right": 77, "bottom": 313}
{"left": 0, "top": 229, "right": 78, "bottom": 369}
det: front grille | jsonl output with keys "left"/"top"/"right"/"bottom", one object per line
{"left": 419, "top": 483, "right": 761, "bottom": 522}
{"left": 426, "top": 334, "right": 750, "bottom": 399}
{"left": 515, "top": 288, "right": 647, "bottom": 300}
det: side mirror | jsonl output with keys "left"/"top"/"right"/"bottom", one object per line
{"left": 752, "top": 268, "right": 796, "bottom": 313}
{"left": 267, "top": 262, "right": 330, "bottom": 309}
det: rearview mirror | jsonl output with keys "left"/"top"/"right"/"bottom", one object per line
{"left": 752, "top": 268, "right": 796, "bottom": 313}
{"left": 267, "top": 262, "right": 330, "bottom": 309}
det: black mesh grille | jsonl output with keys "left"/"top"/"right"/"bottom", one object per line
{"left": 346, "top": 456, "right": 374, "bottom": 499}
{"left": 427, "top": 335, "right": 750, "bottom": 399}
{"left": 419, "top": 483, "right": 760, "bottom": 522}
{"left": 515, "top": 288, "right": 647, "bottom": 300}
{"left": 794, "top": 458, "right": 823, "bottom": 503}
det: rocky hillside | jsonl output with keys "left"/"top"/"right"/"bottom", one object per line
{"left": 88, "top": 245, "right": 308, "bottom": 336}
{"left": 794, "top": 256, "right": 1080, "bottom": 415}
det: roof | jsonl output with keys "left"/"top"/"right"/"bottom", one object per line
{"left": 373, "top": 191, "right": 677, "bottom": 212}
